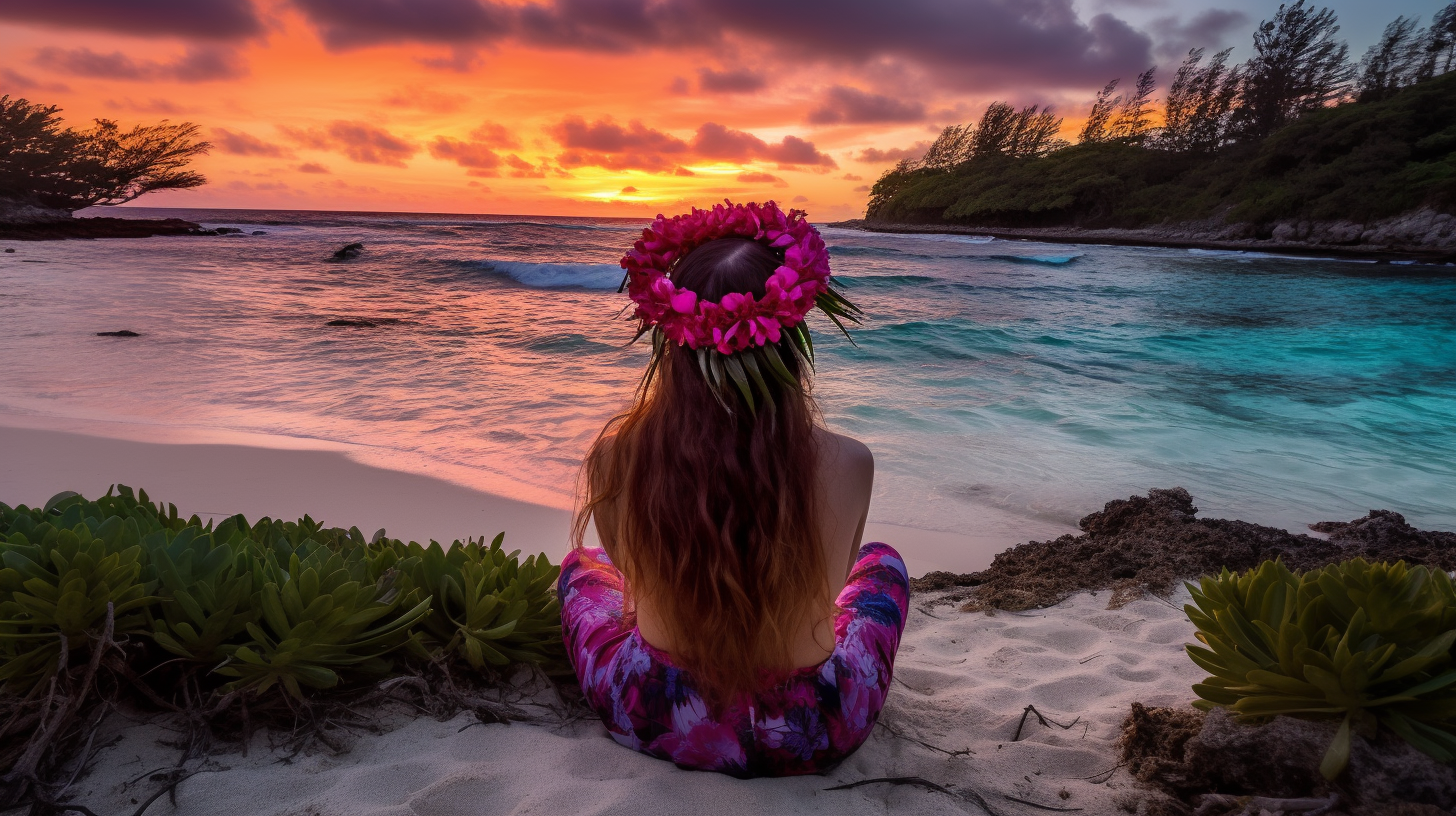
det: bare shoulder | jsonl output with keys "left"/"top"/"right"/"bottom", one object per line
{"left": 813, "top": 428, "right": 874, "bottom": 481}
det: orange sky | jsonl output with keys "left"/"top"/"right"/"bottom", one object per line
{"left": 0, "top": 0, "right": 1433, "bottom": 218}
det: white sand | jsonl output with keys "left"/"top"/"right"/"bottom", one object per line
{"left": 56, "top": 588, "right": 1204, "bottom": 816}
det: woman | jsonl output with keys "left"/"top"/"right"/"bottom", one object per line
{"left": 560, "top": 201, "right": 910, "bottom": 777}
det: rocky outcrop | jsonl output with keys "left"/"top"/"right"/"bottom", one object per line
{"left": 0, "top": 197, "right": 71, "bottom": 225}
{"left": 913, "top": 487, "right": 1456, "bottom": 611}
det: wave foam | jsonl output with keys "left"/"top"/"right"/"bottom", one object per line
{"left": 482, "top": 261, "right": 623, "bottom": 289}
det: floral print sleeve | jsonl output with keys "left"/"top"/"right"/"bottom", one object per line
{"left": 557, "top": 543, "right": 911, "bottom": 778}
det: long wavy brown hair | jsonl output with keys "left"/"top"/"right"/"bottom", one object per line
{"left": 572, "top": 237, "right": 830, "bottom": 702}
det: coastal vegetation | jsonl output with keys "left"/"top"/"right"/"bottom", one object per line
{"left": 0, "top": 95, "right": 209, "bottom": 224}
{"left": 1186, "top": 558, "right": 1456, "bottom": 779}
{"left": 0, "top": 485, "right": 561, "bottom": 809}
{"left": 867, "top": 1, "right": 1456, "bottom": 235}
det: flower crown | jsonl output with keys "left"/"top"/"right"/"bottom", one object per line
{"left": 619, "top": 200, "right": 861, "bottom": 413}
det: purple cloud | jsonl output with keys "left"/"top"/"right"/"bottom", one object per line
{"left": 0, "top": 0, "right": 260, "bottom": 39}
{"left": 429, "top": 136, "right": 503, "bottom": 175}
{"left": 736, "top": 171, "right": 787, "bottom": 187}
{"left": 808, "top": 85, "right": 926, "bottom": 125}
{"left": 697, "top": 67, "right": 766, "bottom": 93}
{"left": 284, "top": 0, "right": 1152, "bottom": 91}
{"left": 214, "top": 128, "right": 291, "bottom": 157}
{"left": 33, "top": 46, "right": 247, "bottom": 82}
{"left": 282, "top": 121, "right": 419, "bottom": 166}
{"left": 857, "top": 142, "right": 930, "bottom": 163}
{"left": 1149, "top": 9, "right": 1250, "bottom": 61}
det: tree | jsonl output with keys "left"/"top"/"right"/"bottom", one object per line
{"left": 1108, "top": 67, "right": 1157, "bottom": 143}
{"left": 1417, "top": 1, "right": 1456, "bottom": 80}
{"left": 1158, "top": 49, "right": 1241, "bottom": 152}
{"left": 1357, "top": 16, "right": 1423, "bottom": 102}
{"left": 1078, "top": 79, "right": 1121, "bottom": 144}
{"left": 0, "top": 95, "right": 209, "bottom": 213}
{"left": 1234, "top": 1, "right": 1354, "bottom": 139}
{"left": 968, "top": 102, "right": 1063, "bottom": 158}
{"left": 918, "top": 123, "right": 974, "bottom": 170}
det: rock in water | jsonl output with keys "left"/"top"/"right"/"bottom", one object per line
{"left": 326, "top": 319, "right": 376, "bottom": 328}
{"left": 96, "top": 330, "right": 140, "bottom": 337}
{"left": 214, "top": 227, "right": 243, "bottom": 235}
{"left": 251, "top": 230, "right": 267, "bottom": 235}
{"left": 3, "top": 248, "right": 14, "bottom": 253}
{"left": 332, "top": 242, "right": 364, "bottom": 260}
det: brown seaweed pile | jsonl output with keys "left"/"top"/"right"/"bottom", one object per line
{"left": 1120, "top": 704, "right": 1456, "bottom": 815}
{"left": 912, "top": 487, "right": 1456, "bottom": 611}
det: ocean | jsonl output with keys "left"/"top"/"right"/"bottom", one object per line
{"left": 2, "top": 207, "right": 1453, "bottom": 554}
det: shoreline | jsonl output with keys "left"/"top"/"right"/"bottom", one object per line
{"left": 0, "top": 416, "right": 1073, "bottom": 575}
{"left": 829, "top": 218, "right": 1456, "bottom": 264}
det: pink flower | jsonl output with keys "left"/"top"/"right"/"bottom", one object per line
{"left": 621, "top": 200, "right": 839, "bottom": 352}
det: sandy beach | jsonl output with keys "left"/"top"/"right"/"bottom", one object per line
{"left": 0, "top": 415, "right": 1076, "bottom": 577}
{"left": 45, "top": 586, "right": 1203, "bottom": 816}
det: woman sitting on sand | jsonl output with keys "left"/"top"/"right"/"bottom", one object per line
{"left": 558, "top": 201, "right": 910, "bottom": 777}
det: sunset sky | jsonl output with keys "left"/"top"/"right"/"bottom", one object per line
{"left": 0, "top": 0, "right": 1444, "bottom": 219}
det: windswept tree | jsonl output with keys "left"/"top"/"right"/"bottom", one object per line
{"left": 1078, "top": 79, "right": 1121, "bottom": 143}
{"left": 970, "top": 102, "right": 1063, "bottom": 158}
{"left": 1417, "top": 1, "right": 1456, "bottom": 80}
{"left": 1234, "top": 1, "right": 1353, "bottom": 139}
{"left": 1357, "top": 16, "right": 1425, "bottom": 102}
{"left": 1158, "top": 49, "right": 1242, "bottom": 152}
{"left": 1107, "top": 68, "right": 1157, "bottom": 143}
{"left": 0, "top": 95, "right": 209, "bottom": 214}
{"left": 918, "top": 123, "right": 974, "bottom": 170}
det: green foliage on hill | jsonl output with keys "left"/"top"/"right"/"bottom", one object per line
{"left": 1185, "top": 558, "right": 1456, "bottom": 780}
{"left": 869, "top": 67, "right": 1456, "bottom": 230}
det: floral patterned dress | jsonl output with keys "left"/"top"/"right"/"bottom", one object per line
{"left": 557, "top": 543, "right": 911, "bottom": 777}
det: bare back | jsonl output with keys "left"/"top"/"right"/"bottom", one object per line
{"left": 598, "top": 428, "right": 874, "bottom": 669}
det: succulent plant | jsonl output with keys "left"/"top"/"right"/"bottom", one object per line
{"left": 213, "top": 543, "right": 431, "bottom": 699}
{"left": 1186, "top": 558, "right": 1456, "bottom": 779}
{"left": 0, "top": 513, "right": 158, "bottom": 692}
{"left": 2, "top": 486, "right": 565, "bottom": 704}
{"left": 395, "top": 535, "right": 563, "bottom": 669}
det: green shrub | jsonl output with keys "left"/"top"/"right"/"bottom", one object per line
{"left": 1185, "top": 558, "right": 1456, "bottom": 779}
{"left": 0, "top": 486, "right": 563, "bottom": 702}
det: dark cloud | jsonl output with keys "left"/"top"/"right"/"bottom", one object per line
{"left": 697, "top": 67, "right": 765, "bottom": 93}
{"left": 841, "top": 173, "right": 863, "bottom": 181}
{"left": 620, "top": 185, "right": 638, "bottom": 194}
{"left": 33, "top": 46, "right": 247, "bottom": 82}
{"left": 808, "top": 85, "right": 925, "bottom": 125}
{"left": 0, "top": 0, "right": 261, "bottom": 39}
{"left": 1149, "top": 9, "right": 1249, "bottom": 62}
{"left": 298, "top": 162, "right": 331, "bottom": 173}
{"left": 667, "top": 76, "right": 691, "bottom": 94}
{"left": 287, "top": 0, "right": 1152, "bottom": 91}
{"left": 856, "top": 142, "right": 930, "bottom": 163}
{"left": 281, "top": 121, "right": 419, "bottom": 166}
{"left": 736, "top": 171, "right": 786, "bottom": 187}
{"left": 674, "top": 166, "right": 695, "bottom": 176}
{"left": 0, "top": 68, "right": 70, "bottom": 93}
{"left": 853, "top": 185, "right": 870, "bottom": 192}
{"left": 214, "top": 128, "right": 291, "bottom": 157}
{"left": 292, "top": 0, "right": 509, "bottom": 49}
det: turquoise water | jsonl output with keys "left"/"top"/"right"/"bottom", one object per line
{"left": 1, "top": 208, "right": 1451, "bottom": 543}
